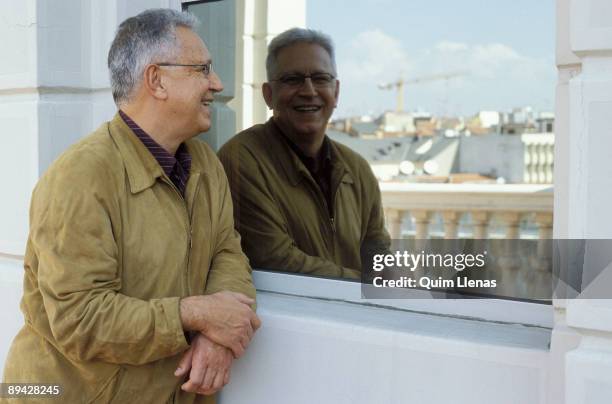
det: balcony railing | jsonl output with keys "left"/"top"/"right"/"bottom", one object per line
{"left": 380, "top": 182, "right": 553, "bottom": 239}
{"left": 522, "top": 133, "right": 554, "bottom": 184}
{"left": 380, "top": 182, "right": 554, "bottom": 300}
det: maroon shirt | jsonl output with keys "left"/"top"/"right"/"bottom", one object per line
{"left": 119, "top": 110, "right": 192, "bottom": 196}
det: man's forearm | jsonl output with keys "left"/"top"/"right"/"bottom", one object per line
{"left": 179, "top": 296, "right": 206, "bottom": 332}
{"left": 178, "top": 291, "right": 261, "bottom": 358}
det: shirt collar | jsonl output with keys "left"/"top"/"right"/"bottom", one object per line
{"left": 272, "top": 119, "right": 332, "bottom": 175}
{"left": 118, "top": 110, "right": 191, "bottom": 178}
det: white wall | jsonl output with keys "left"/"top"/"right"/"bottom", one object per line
{"left": 557, "top": 1, "right": 612, "bottom": 403}
{"left": 0, "top": 0, "right": 141, "bottom": 256}
{"left": 221, "top": 288, "right": 550, "bottom": 404}
{"left": 459, "top": 134, "right": 524, "bottom": 183}
{"left": 0, "top": 257, "right": 27, "bottom": 375}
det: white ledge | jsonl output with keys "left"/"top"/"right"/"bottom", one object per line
{"left": 252, "top": 270, "right": 554, "bottom": 328}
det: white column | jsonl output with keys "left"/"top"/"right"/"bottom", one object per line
{"left": 0, "top": 1, "right": 37, "bottom": 257}
{"left": 385, "top": 209, "right": 404, "bottom": 239}
{"left": 234, "top": 0, "right": 306, "bottom": 130}
{"left": 555, "top": 1, "right": 612, "bottom": 403}
{"left": 472, "top": 211, "right": 490, "bottom": 239}
{"left": 549, "top": 2, "right": 584, "bottom": 403}
{"left": 501, "top": 212, "right": 521, "bottom": 239}
{"left": 0, "top": 0, "right": 133, "bottom": 257}
{"left": 533, "top": 212, "right": 553, "bottom": 272}
{"left": 550, "top": 68, "right": 582, "bottom": 404}
{"left": 442, "top": 211, "right": 461, "bottom": 239}
{"left": 412, "top": 210, "right": 432, "bottom": 240}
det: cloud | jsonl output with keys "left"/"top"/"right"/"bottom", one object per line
{"left": 334, "top": 31, "right": 555, "bottom": 117}
{"left": 435, "top": 41, "right": 469, "bottom": 52}
{"left": 422, "top": 41, "right": 547, "bottom": 80}
{"left": 339, "top": 30, "right": 413, "bottom": 81}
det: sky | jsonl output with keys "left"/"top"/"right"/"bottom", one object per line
{"left": 306, "top": 0, "right": 556, "bottom": 119}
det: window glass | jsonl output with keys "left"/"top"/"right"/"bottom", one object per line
{"left": 206, "top": 0, "right": 557, "bottom": 304}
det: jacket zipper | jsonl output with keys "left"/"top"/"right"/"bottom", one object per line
{"left": 185, "top": 178, "right": 201, "bottom": 295}
{"left": 306, "top": 171, "right": 342, "bottom": 259}
{"left": 163, "top": 177, "right": 193, "bottom": 295}
{"left": 327, "top": 167, "right": 346, "bottom": 264}
{"left": 306, "top": 176, "right": 335, "bottom": 238}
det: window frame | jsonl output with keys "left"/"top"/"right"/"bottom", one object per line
{"left": 253, "top": 270, "right": 553, "bottom": 328}
{"left": 181, "top": 0, "right": 554, "bottom": 330}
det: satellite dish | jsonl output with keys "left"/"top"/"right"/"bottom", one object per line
{"left": 399, "top": 160, "right": 415, "bottom": 175}
{"left": 423, "top": 160, "right": 439, "bottom": 175}
{"left": 415, "top": 139, "right": 433, "bottom": 155}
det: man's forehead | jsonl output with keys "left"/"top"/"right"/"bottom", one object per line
{"left": 176, "top": 27, "right": 210, "bottom": 62}
{"left": 276, "top": 42, "right": 333, "bottom": 70}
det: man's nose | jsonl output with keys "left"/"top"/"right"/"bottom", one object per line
{"left": 209, "top": 70, "right": 224, "bottom": 93}
{"left": 297, "top": 77, "right": 317, "bottom": 95}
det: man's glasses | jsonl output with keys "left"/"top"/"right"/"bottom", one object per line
{"left": 271, "top": 73, "right": 336, "bottom": 88}
{"left": 157, "top": 62, "right": 213, "bottom": 76}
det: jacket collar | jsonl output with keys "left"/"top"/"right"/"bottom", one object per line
{"left": 265, "top": 118, "right": 354, "bottom": 186}
{"left": 107, "top": 112, "right": 202, "bottom": 194}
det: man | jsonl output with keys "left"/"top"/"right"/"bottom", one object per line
{"left": 3, "top": 9, "right": 260, "bottom": 403}
{"left": 218, "top": 28, "right": 390, "bottom": 279}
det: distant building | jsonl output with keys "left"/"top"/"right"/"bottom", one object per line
{"left": 328, "top": 130, "right": 459, "bottom": 182}
{"left": 330, "top": 108, "right": 554, "bottom": 183}
{"left": 499, "top": 106, "right": 542, "bottom": 134}
{"left": 536, "top": 112, "right": 555, "bottom": 133}
{"left": 459, "top": 133, "right": 554, "bottom": 183}
{"left": 477, "top": 111, "right": 501, "bottom": 128}
{"left": 465, "top": 117, "right": 495, "bottom": 136}
{"left": 378, "top": 111, "right": 416, "bottom": 135}
{"left": 329, "top": 127, "right": 554, "bottom": 184}
{"left": 459, "top": 134, "right": 524, "bottom": 182}
{"left": 348, "top": 121, "right": 380, "bottom": 138}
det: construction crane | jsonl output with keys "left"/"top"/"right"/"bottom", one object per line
{"left": 378, "top": 71, "right": 468, "bottom": 112}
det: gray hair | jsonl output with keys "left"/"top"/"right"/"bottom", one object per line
{"left": 266, "top": 27, "right": 337, "bottom": 81}
{"left": 108, "top": 9, "right": 199, "bottom": 105}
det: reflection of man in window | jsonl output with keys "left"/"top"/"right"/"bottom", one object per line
{"left": 219, "top": 28, "right": 390, "bottom": 279}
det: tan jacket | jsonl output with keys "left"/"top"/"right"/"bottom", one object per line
{"left": 3, "top": 113, "right": 255, "bottom": 403}
{"left": 218, "top": 119, "right": 390, "bottom": 279}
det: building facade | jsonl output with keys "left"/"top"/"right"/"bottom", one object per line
{"left": 0, "top": 1, "right": 611, "bottom": 403}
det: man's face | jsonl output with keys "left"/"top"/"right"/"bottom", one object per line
{"left": 263, "top": 42, "right": 339, "bottom": 144}
{"left": 161, "top": 27, "right": 223, "bottom": 137}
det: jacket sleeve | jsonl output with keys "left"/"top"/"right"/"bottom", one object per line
{"left": 30, "top": 155, "right": 188, "bottom": 365}
{"left": 218, "top": 142, "right": 358, "bottom": 279}
{"left": 203, "top": 155, "right": 257, "bottom": 301}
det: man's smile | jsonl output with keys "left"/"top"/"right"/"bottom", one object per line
{"left": 293, "top": 104, "right": 322, "bottom": 112}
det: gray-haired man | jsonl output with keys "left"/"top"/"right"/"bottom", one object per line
{"left": 219, "top": 28, "right": 390, "bottom": 279}
{"left": 3, "top": 9, "right": 259, "bottom": 403}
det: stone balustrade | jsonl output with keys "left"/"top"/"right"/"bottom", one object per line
{"left": 380, "top": 182, "right": 555, "bottom": 301}
{"left": 522, "top": 133, "right": 555, "bottom": 184}
{"left": 380, "top": 182, "right": 554, "bottom": 239}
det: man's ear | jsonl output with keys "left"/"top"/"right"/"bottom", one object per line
{"left": 143, "top": 64, "right": 168, "bottom": 100}
{"left": 262, "top": 82, "right": 274, "bottom": 109}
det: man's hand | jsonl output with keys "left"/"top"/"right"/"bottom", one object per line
{"left": 175, "top": 333, "right": 233, "bottom": 395}
{"left": 180, "top": 291, "right": 261, "bottom": 358}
